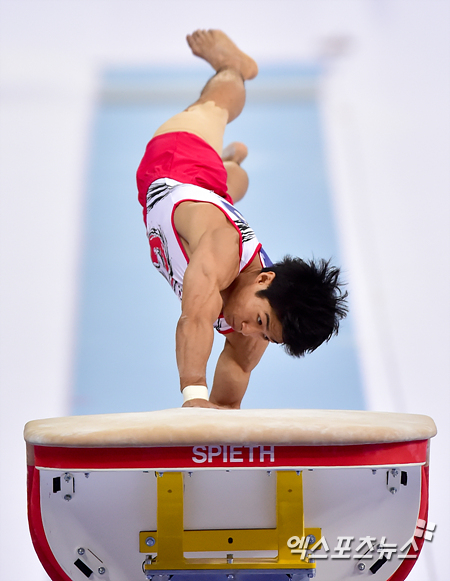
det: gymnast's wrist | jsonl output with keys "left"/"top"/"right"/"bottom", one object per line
{"left": 182, "top": 385, "right": 209, "bottom": 403}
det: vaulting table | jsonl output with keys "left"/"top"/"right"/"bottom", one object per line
{"left": 24, "top": 408, "right": 436, "bottom": 581}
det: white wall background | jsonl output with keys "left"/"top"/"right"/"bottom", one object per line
{"left": 1, "top": 1, "right": 448, "bottom": 579}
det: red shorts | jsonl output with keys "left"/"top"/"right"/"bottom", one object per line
{"left": 136, "top": 132, "right": 232, "bottom": 213}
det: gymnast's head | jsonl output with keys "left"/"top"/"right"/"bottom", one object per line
{"left": 257, "top": 256, "right": 348, "bottom": 357}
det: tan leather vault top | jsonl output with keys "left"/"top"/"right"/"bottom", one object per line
{"left": 23, "top": 408, "right": 437, "bottom": 448}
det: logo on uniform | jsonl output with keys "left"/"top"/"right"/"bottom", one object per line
{"left": 148, "top": 226, "right": 182, "bottom": 298}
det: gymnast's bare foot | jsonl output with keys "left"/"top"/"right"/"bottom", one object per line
{"left": 186, "top": 29, "right": 258, "bottom": 81}
{"left": 222, "top": 142, "right": 248, "bottom": 165}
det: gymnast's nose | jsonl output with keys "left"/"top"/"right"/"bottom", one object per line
{"left": 241, "top": 321, "right": 258, "bottom": 337}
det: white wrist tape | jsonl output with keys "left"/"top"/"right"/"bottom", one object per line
{"left": 182, "top": 385, "right": 209, "bottom": 403}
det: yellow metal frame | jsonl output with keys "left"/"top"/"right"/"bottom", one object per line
{"left": 140, "top": 470, "right": 320, "bottom": 572}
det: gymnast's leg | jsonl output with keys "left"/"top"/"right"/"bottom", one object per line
{"left": 221, "top": 141, "right": 249, "bottom": 204}
{"left": 153, "top": 29, "right": 257, "bottom": 203}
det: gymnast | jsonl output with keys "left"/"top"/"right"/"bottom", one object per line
{"left": 136, "top": 29, "right": 347, "bottom": 409}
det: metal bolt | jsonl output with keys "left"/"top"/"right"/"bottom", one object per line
{"left": 357, "top": 562, "right": 366, "bottom": 571}
{"left": 145, "top": 536, "right": 156, "bottom": 547}
{"left": 98, "top": 567, "right": 106, "bottom": 575}
{"left": 267, "top": 471, "right": 272, "bottom": 476}
{"left": 144, "top": 555, "right": 153, "bottom": 567}
{"left": 391, "top": 469, "right": 399, "bottom": 477}
{"left": 389, "top": 487, "right": 398, "bottom": 495}
{"left": 307, "top": 573, "right": 315, "bottom": 579}
{"left": 64, "top": 473, "right": 71, "bottom": 482}
{"left": 307, "top": 535, "right": 316, "bottom": 545}
{"left": 64, "top": 494, "right": 72, "bottom": 501}
{"left": 372, "top": 469, "right": 377, "bottom": 475}
{"left": 84, "top": 473, "right": 90, "bottom": 478}
{"left": 77, "top": 548, "right": 85, "bottom": 555}
{"left": 227, "top": 575, "right": 235, "bottom": 580}
{"left": 226, "top": 553, "right": 234, "bottom": 564}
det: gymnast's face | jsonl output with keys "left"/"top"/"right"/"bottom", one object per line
{"left": 222, "top": 272, "right": 283, "bottom": 344}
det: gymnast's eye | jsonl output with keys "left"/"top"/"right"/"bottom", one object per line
{"left": 258, "top": 315, "right": 269, "bottom": 341}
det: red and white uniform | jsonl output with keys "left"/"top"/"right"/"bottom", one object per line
{"left": 137, "top": 132, "right": 272, "bottom": 334}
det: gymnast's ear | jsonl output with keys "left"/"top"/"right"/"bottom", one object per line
{"left": 256, "top": 271, "right": 275, "bottom": 286}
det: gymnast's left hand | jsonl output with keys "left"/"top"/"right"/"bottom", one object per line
{"left": 182, "top": 398, "right": 221, "bottom": 409}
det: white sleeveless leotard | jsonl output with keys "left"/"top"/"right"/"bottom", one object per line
{"left": 145, "top": 178, "right": 272, "bottom": 334}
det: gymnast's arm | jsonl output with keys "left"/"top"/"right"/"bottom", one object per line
{"left": 209, "top": 331, "right": 268, "bottom": 409}
{"left": 175, "top": 215, "right": 240, "bottom": 408}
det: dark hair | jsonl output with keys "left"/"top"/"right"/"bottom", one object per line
{"left": 257, "top": 256, "right": 348, "bottom": 357}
